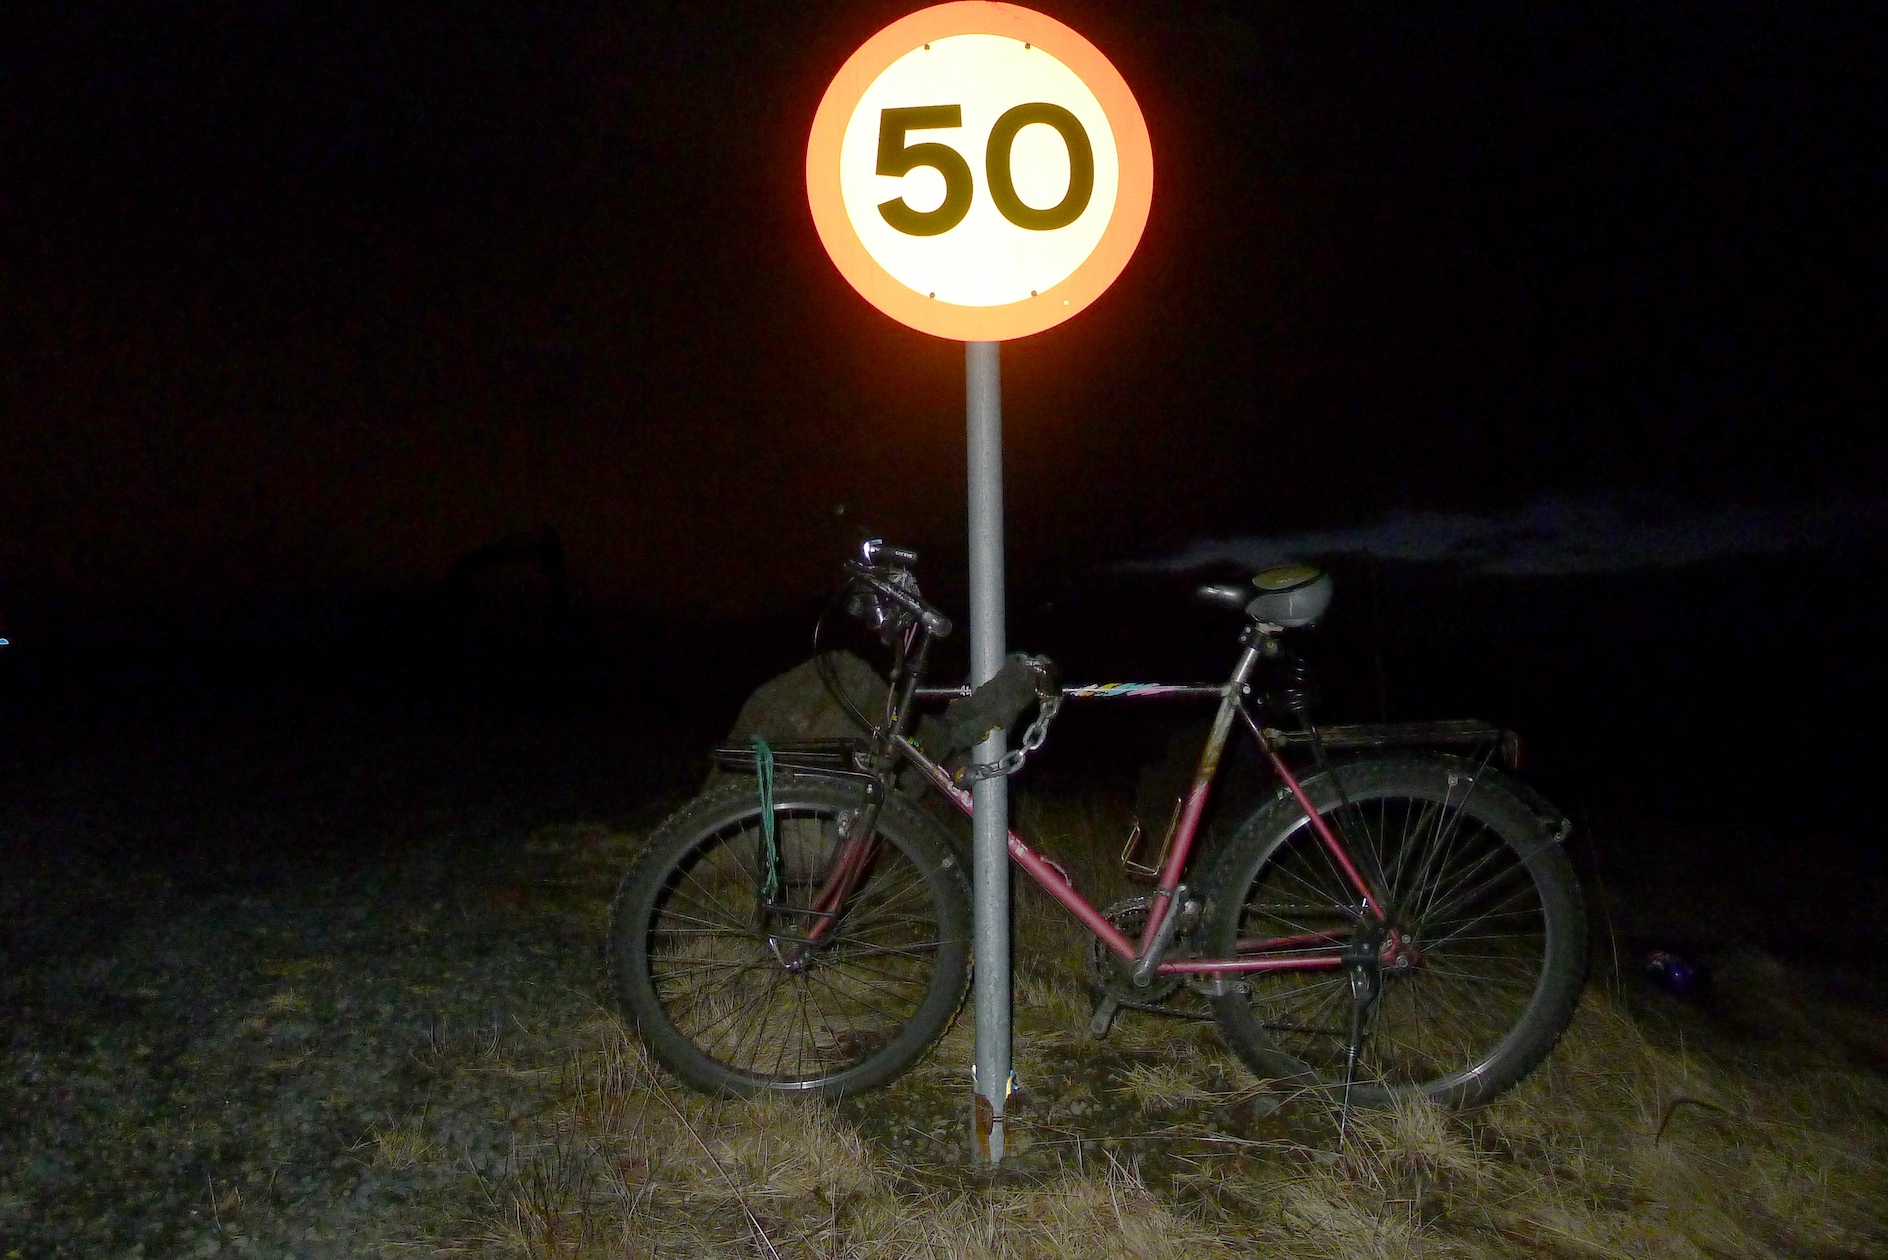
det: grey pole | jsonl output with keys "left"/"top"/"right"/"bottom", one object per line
{"left": 965, "top": 339, "right": 1010, "bottom": 1165}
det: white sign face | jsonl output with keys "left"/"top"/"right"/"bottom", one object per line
{"left": 807, "top": 3, "right": 1152, "bottom": 342}
{"left": 837, "top": 35, "right": 1119, "bottom": 308}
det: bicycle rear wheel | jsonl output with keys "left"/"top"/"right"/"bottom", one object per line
{"left": 1203, "top": 757, "right": 1586, "bottom": 1107}
{"left": 609, "top": 777, "right": 971, "bottom": 1098}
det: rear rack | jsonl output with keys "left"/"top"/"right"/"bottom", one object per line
{"left": 1263, "top": 719, "right": 1522, "bottom": 770}
{"left": 1265, "top": 721, "right": 1572, "bottom": 842}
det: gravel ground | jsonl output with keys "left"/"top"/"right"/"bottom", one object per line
{"left": 10, "top": 686, "right": 1886, "bottom": 1258}
{"left": 0, "top": 699, "right": 686, "bottom": 1259}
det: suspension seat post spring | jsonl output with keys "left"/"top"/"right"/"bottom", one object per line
{"left": 1277, "top": 648, "right": 1319, "bottom": 720}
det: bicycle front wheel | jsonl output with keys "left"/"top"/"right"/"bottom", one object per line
{"left": 1204, "top": 757, "right": 1586, "bottom": 1107}
{"left": 609, "top": 777, "right": 971, "bottom": 1098}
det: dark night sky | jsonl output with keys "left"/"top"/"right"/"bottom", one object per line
{"left": 3, "top": 1, "right": 1884, "bottom": 625}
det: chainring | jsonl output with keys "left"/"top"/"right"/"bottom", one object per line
{"left": 1085, "top": 896, "right": 1187, "bottom": 1006}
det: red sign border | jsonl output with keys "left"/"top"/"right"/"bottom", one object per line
{"left": 806, "top": 2, "right": 1154, "bottom": 342}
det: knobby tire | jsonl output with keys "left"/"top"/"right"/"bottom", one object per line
{"left": 609, "top": 777, "right": 971, "bottom": 1099}
{"left": 1203, "top": 756, "right": 1586, "bottom": 1107}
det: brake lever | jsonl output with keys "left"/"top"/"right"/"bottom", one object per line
{"left": 842, "top": 561, "right": 952, "bottom": 638}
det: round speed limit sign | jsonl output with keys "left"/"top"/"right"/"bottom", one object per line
{"left": 807, "top": 2, "right": 1153, "bottom": 342}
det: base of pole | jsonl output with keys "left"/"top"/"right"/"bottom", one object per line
{"left": 973, "top": 1090, "right": 1004, "bottom": 1163}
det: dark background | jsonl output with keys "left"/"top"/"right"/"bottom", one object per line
{"left": 3, "top": 2, "right": 1884, "bottom": 949}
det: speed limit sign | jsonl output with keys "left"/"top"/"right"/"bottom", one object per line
{"left": 807, "top": 2, "right": 1153, "bottom": 341}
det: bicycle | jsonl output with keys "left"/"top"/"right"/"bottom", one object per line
{"left": 608, "top": 540, "right": 1587, "bottom": 1108}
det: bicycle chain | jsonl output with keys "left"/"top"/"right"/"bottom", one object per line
{"left": 956, "top": 656, "right": 1062, "bottom": 784}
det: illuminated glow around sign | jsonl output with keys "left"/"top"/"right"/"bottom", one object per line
{"left": 838, "top": 35, "right": 1118, "bottom": 307}
{"left": 806, "top": 2, "right": 1152, "bottom": 341}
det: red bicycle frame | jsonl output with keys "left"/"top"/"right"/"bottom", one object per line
{"left": 897, "top": 637, "right": 1390, "bottom": 983}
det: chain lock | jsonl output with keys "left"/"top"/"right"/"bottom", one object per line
{"left": 956, "top": 656, "right": 1062, "bottom": 785}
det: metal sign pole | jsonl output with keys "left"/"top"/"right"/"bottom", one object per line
{"left": 808, "top": 3, "right": 1150, "bottom": 1169}
{"left": 965, "top": 339, "right": 1010, "bottom": 1166}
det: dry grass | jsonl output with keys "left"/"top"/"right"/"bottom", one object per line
{"left": 437, "top": 800, "right": 1888, "bottom": 1259}
{"left": 446, "top": 1012, "right": 1253, "bottom": 1260}
{"left": 361, "top": 1115, "right": 442, "bottom": 1171}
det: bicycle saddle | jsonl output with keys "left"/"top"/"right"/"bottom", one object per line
{"left": 1194, "top": 565, "right": 1334, "bottom": 629}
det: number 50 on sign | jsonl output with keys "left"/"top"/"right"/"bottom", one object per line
{"left": 807, "top": 3, "right": 1154, "bottom": 342}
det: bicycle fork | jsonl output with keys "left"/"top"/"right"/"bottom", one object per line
{"left": 763, "top": 800, "right": 884, "bottom": 970}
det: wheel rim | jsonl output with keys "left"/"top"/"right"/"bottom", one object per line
{"left": 1235, "top": 787, "right": 1553, "bottom": 1095}
{"left": 643, "top": 807, "right": 950, "bottom": 1089}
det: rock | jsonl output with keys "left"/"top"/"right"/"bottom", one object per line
{"left": 727, "top": 651, "right": 887, "bottom": 743}
{"left": 707, "top": 654, "right": 971, "bottom": 856}
{"left": 705, "top": 653, "right": 887, "bottom": 790}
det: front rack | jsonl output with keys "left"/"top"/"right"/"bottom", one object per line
{"left": 709, "top": 739, "right": 878, "bottom": 785}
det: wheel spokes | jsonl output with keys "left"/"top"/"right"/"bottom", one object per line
{"left": 647, "top": 811, "right": 944, "bottom": 1082}
{"left": 1239, "top": 793, "right": 1550, "bottom": 1088}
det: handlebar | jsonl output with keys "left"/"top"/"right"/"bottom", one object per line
{"left": 843, "top": 556, "right": 953, "bottom": 638}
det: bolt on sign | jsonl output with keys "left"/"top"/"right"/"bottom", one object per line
{"left": 807, "top": 2, "right": 1153, "bottom": 341}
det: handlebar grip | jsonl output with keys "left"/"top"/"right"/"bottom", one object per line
{"left": 863, "top": 539, "right": 919, "bottom": 567}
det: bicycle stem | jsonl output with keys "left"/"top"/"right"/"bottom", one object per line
{"left": 891, "top": 629, "right": 934, "bottom": 745}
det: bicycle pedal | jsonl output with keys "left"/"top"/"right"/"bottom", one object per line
{"left": 1088, "top": 995, "right": 1121, "bottom": 1040}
